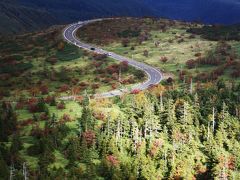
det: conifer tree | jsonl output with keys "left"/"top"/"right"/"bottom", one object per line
{"left": 0, "top": 152, "right": 9, "bottom": 179}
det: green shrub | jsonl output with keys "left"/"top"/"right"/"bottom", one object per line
{"left": 0, "top": 63, "right": 33, "bottom": 74}
{"left": 56, "top": 44, "right": 82, "bottom": 61}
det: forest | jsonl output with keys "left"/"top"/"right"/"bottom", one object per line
{"left": 1, "top": 80, "right": 240, "bottom": 179}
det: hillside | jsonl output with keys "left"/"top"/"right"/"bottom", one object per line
{"left": 0, "top": 0, "right": 154, "bottom": 34}
{"left": 146, "top": 0, "right": 240, "bottom": 24}
{"left": 19, "top": 0, "right": 154, "bottom": 21}
{"left": 0, "top": 24, "right": 143, "bottom": 101}
{"left": 0, "top": 17, "right": 240, "bottom": 179}
{"left": 19, "top": 0, "right": 240, "bottom": 25}
{"left": 0, "top": 1, "right": 59, "bottom": 35}
{"left": 77, "top": 18, "right": 240, "bottom": 83}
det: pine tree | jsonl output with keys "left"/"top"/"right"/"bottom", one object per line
{"left": 165, "top": 99, "right": 177, "bottom": 133}
{"left": 10, "top": 133, "right": 23, "bottom": 155}
{"left": 193, "top": 93, "right": 202, "bottom": 126}
{"left": 79, "top": 93, "right": 95, "bottom": 132}
{"left": 50, "top": 113, "right": 57, "bottom": 128}
{"left": 0, "top": 102, "right": 17, "bottom": 141}
{"left": 0, "top": 152, "right": 9, "bottom": 179}
{"left": 66, "top": 137, "right": 81, "bottom": 166}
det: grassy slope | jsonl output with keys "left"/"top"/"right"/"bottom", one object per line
{"left": 77, "top": 18, "right": 240, "bottom": 83}
{"left": 0, "top": 26, "right": 144, "bottom": 101}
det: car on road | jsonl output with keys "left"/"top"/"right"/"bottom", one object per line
{"left": 90, "top": 47, "right": 95, "bottom": 51}
{"left": 107, "top": 52, "right": 112, "bottom": 56}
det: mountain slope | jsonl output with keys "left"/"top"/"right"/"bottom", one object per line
{"left": 20, "top": 0, "right": 240, "bottom": 25}
{"left": 0, "top": 0, "right": 155, "bottom": 34}
{"left": 19, "top": 0, "right": 155, "bottom": 22}
{"left": 0, "top": 1, "right": 59, "bottom": 35}
{"left": 145, "top": 0, "right": 240, "bottom": 24}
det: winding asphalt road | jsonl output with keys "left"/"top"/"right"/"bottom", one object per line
{"left": 62, "top": 18, "right": 163, "bottom": 98}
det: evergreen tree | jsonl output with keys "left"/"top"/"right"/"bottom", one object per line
{"left": 10, "top": 133, "right": 23, "bottom": 155}
{"left": 0, "top": 152, "right": 9, "bottom": 180}
{"left": 79, "top": 93, "right": 95, "bottom": 132}
{"left": 0, "top": 102, "right": 17, "bottom": 141}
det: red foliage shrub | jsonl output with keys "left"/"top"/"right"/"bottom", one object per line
{"left": 39, "top": 85, "right": 49, "bottom": 95}
{"left": 28, "top": 104, "right": 39, "bottom": 113}
{"left": 186, "top": 59, "right": 197, "bottom": 69}
{"left": 59, "top": 84, "right": 70, "bottom": 92}
{"left": 106, "top": 155, "right": 119, "bottom": 167}
{"left": 228, "top": 156, "right": 236, "bottom": 170}
{"left": 150, "top": 146, "right": 158, "bottom": 157}
{"left": 121, "top": 79, "right": 129, "bottom": 85}
{"left": 71, "top": 78, "right": 79, "bottom": 85}
{"left": 106, "top": 64, "right": 119, "bottom": 74}
{"left": 153, "top": 139, "right": 164, "bottom": 148}
{"left": 92, "top": 61, "right": 103, "bottom": 68}
{"left": 111, "top": 83, "right": 117, "bottom": 89}
{"left": 160, "top": 56, "right": 168, "bottom": 63}
{"left": 44, "top": 96, "right": 53, "bottom": 104}
{"left": 93, "top": 53, "right": 107, "bottom": 60}
{"left": 15, "top": 102, "right": 25, "bottom": 110}
{"left": 225, "top": 57, "right": 235, "bottom": 67}
{"left": 57, "top": 102, "right": 65, "bottom": 109}
{"left": 92, "top": 83, "right": 100, "bottom": 89}
{"left": 93, "top": 112, "right": 105, "bottom": 121}
{"left": 131, "top": 89, "right": 141, "bottom": 94}
{"left": 19, "top": 119, "right": 34, "bottom": 127}
{"left": 28, "top": 97, "right": 38, "bottom": 104}
{"left": 79, "top": 82, "right": 88, "bottom": 87}
{"left": 30, "top": 126, "right": 44, "bottom": 138}
{"left": 40, "top": 113, "right": 49, "bottom": 121}
{"left": 102, "top": 78, "right": 113, "bottom": 83}
{"left": 82, "top": 130, "right": 96, "bottom": 146}
{"left": 75, "top": 96, "right": 84, "bottom": 103}
{"left": 62, "top": 113, "right": 71, "bottom": 121}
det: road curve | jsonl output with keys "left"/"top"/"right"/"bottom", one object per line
{"left": 62, "top": 18, "right": 163, "bottom": 98}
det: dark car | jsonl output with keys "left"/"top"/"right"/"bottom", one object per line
{"left": 90, "top": 47, "right": 95, "bottom": 51}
